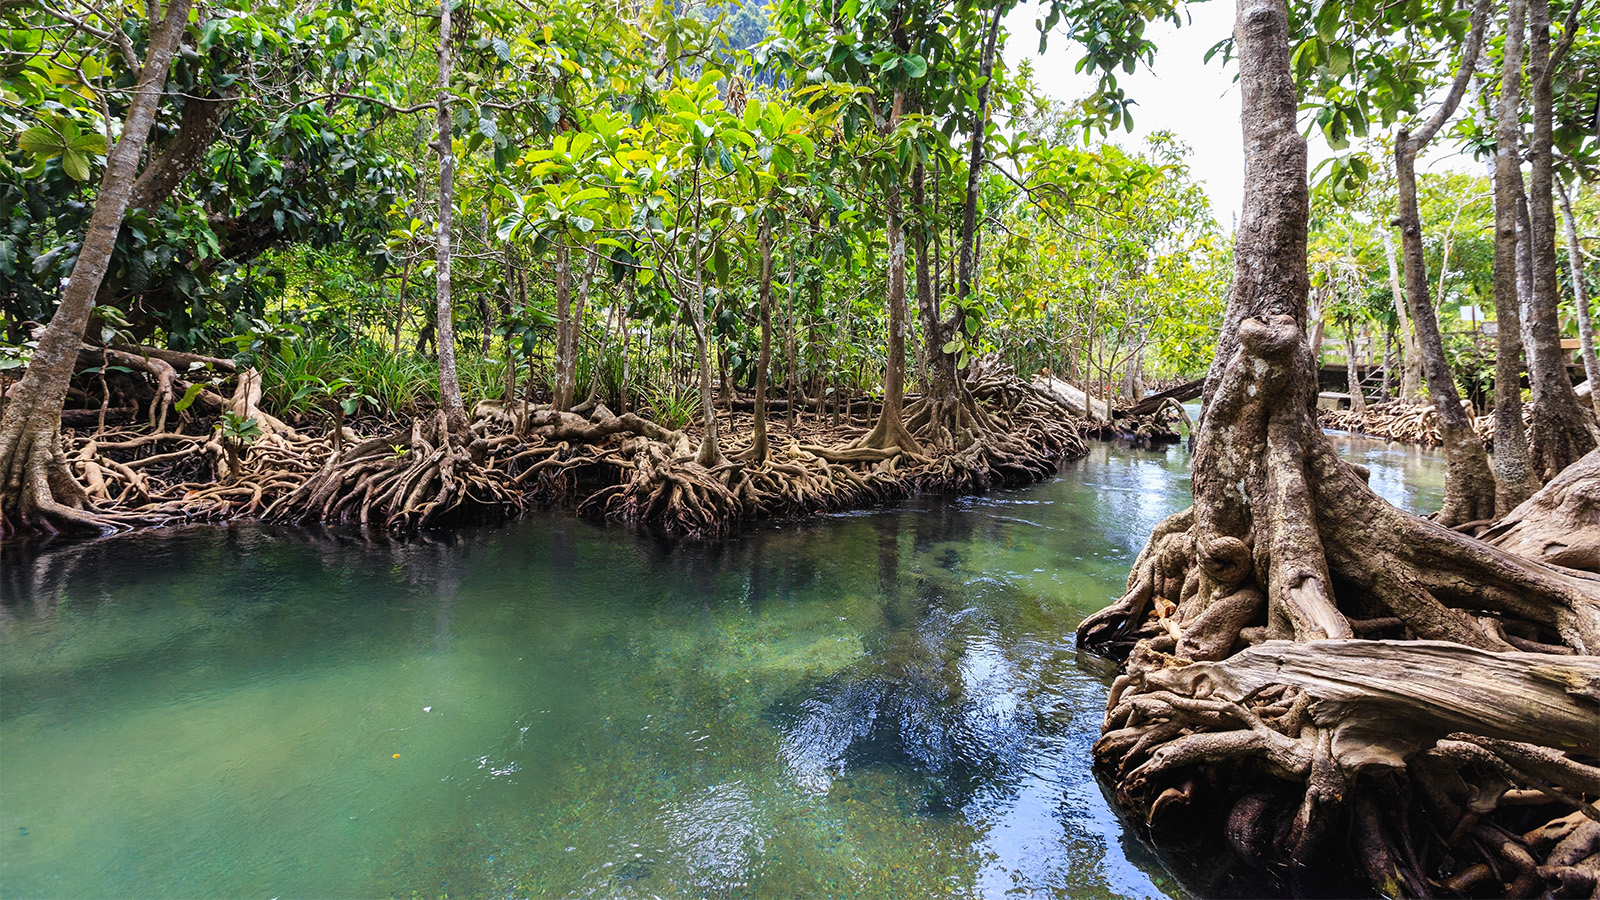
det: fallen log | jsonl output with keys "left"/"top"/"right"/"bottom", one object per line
{"left": 1117, "top": 377, "right": 1205, "bottom": 418}
{"left": 1030, "top": 373, "right": 1110, "bottom": 424}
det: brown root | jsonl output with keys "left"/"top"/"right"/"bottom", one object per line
{"left": 13, "top": 362, "right": 1087, "bottom": 540}
{"left": 1079, "top": 313, "right": 1600, "bottom": 898}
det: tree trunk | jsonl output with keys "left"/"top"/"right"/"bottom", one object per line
{"left": 1524, "top": 0, "right": 1596, "bottom": 478}
{"left": 1491, "top": 5, "right": 1543, "bottom": 513}
{"left": 786, "top": 220, "right": 802, "bottom": 431}
{"left": 433, "top": 0, "right": 468, "bottom": 435}
{"left": 746, "top": 212, "right": 775, "bottom": 463}
{"left": 1345, "top": 328, "right": 1366, "bottom": 415}
{"left": 1396, "top": 138, "right": 1496, "bottom": 525}
{"left": 858, "top": 90, "right": 922, "bottom": 455}
{"left": 0, "top": 0, "right": 193, "bottom": 537}
{"left": 909, "top": 7, "right": 1002, "bottom": 451}
{"left": 912, "top": 159, "right": 963, "bottom": 448}
{"left": 1391, "top": 0, "right": 1493, "bottom": 525}
{"left": 1381, "top": 230, "right": 1423, "bottom": 402}
{"left": 553, "top": 242, "right": 576, "bottom": 412}
{"left": 1558, "top": 181, "right": 1600, "bottom": 418}
{"left": 1078, "top": 0, "right": 1600, "bottom": 892}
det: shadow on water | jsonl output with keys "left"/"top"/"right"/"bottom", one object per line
{"left": 0, "top": 435, "right": 1442, "bottom": 899}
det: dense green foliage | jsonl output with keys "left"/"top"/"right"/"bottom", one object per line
{"left": 2, "top": 0, "right": 1227, "bottom": 427}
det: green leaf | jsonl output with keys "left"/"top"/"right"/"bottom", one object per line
{"left": 69, "top": 132, "right": 108, "bottom": 154}
{"left": 174, "top": 382, "right": 207, "bottom": 413}
{"left": 18, "top": 126, "right": 61, "bottom": 154}
{"left": 901, "top": 54, "right": 928, "bottom": 78}
{"left": 61, "top": 150, "right": 90, "bottom": 182}
{"left": 712, "top": 245, "right": 729, "bottom": 285}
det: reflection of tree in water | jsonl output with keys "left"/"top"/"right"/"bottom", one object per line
{"left": 768, "top": 511, "right": 1036, "bottom": 814}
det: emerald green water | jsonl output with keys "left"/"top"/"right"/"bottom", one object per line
{"left": 0, "top": 438, "right": 1441, "bottom": 899}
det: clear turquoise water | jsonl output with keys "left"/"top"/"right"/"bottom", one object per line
{"left": 0, "top": 438, "right": 1441, "bottom": 899}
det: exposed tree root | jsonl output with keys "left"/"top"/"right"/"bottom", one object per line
{"left": 1318, "top": 399, "right": 1576, "bottom": 452}
{"left": 1483, "top": 448, "right": 1600, "bottom": 571}
{"left": 1078, "top": 315, "right": 1600, "bottom": 898}
{"left": 11, "top": 362, "right": 1088, "bottom": 541}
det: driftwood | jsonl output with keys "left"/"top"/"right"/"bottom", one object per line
{"left": 1031, "top": 373, "right": 1110, "bottom": 424}
{"left": 1118, "top": 377, "right": 1204, "bottom": 418}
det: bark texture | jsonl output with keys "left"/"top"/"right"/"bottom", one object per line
{"left": 1491, "top": 5, "right": 1543, "bottom": 513}
{"left": 433, "top": 0, "right": 468, "bottom": 435}
{"left": 1558, "top": 181, "right": 1600, "bottom": 418}
{"left": 1078, "top": 0, "right": 1600, "bottom": 893}
{"left": 858, "top": 91, "right": 922, "bottom": 456}
{"left": 1392, "top": 0, "right": 1494, "bottom": 526}
{"left": 1524, "top": 0, "right": 1596, "bottom": 478}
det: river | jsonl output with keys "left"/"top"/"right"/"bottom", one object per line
{"left": 0, "top": 435, "right": 1442, "bottom": 899}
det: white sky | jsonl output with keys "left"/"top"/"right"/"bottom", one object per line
{"left": 1002, "top": 0, "right": 1247, "bottom": 224}
{"left": 1001, "top": 0, "right": 1481, "bottom": 230}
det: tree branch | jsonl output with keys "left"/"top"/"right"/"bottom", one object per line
{"left": 1410, "top": 0, "right": 1491, "bottom": 150}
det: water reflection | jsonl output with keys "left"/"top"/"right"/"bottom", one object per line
{"left": 0, "top": 436, "right": 1442, "bottom": 900}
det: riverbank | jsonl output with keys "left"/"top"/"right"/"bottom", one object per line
{"left": 23, "top": 361, "right": 1087, "bottom": 542}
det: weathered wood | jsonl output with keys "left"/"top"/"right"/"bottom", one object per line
{"left": 1116, "top": 377, "right": 1204, "bottom": 418}
{"left": 1144, "top": 640, "right": 1600, "bottom": 764}
{"left": 1485, "top": 447, "right": 1600, "bottom": 570}
{"left": 1031, "top": 374, "right": 1110, "bottom": 423}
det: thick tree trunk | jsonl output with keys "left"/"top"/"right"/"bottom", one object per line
{"left": 1558, "top": 181, "right": 1600, "bottom": 418}
{"left": 433, "top": 0, "right": 468, "bottom": 435}
{"left": 1078, "top": 0, "right": 1600, "bottom": 893}
{"left": 0, "top": 0, "right": 193, "bottom": 537}
{"left": 1524, "top": 0, "right": 1596, "bottom": 478}
{"left": 1490, "top": 9, "right": 1543, "bottom": 514}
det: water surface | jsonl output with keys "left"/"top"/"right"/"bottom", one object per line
{"left": 0, "top": 437, "right": 1440, "bottom": 899}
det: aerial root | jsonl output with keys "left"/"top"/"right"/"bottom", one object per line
{"left": 31, "top": 363, "right": 1087, "bottom": 538}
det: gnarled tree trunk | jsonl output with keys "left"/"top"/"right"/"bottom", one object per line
{"left": 1078, "top": 0, "right": 1600, "bottom": 893}
{"left": 0, "top": 0, "right": 193, "bottom": 537}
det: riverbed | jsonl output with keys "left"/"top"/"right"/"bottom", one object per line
{"left": 0, "top": 436, "right": 1442, "bottom": 899}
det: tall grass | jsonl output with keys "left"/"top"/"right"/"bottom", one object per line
{"left": 645, "top": 381, "right": 700, "bottom": 430}
{"left": 456, "top": 354, "right": 509, "bottom": 406}
{"left": 263, "top": 336, "right": 434, "bottom": 420}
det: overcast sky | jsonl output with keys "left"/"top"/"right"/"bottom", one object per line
{"left": 1001, "top": 0, "right": 1483, "bottom": 229}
